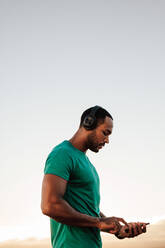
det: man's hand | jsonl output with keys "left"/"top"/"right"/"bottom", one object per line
{"left": 99, "top": 216, "right": 129, "bottom": 234}
{"left": 115, "top": 222, "right": 150, "bottom": 239}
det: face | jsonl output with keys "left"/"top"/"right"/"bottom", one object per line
{"left": 87, "top": 116, "right": 113, "bottom": 153}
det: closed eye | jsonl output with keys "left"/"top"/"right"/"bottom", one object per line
{"left": 103, "top": 130, "right": 111, "bottom": 136}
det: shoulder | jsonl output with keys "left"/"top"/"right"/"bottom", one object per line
{"left": 48, "top": 143, "right": 72, "bottom": 162}
{"left": 44, "top": 142, "right": 75, "bottom": 179}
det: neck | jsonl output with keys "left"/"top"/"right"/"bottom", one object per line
{"left": 68, "top": 129, "right": 88, "bottom": 153}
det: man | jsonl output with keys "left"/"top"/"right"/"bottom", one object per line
{"left": 41, "top": 106, "right": 149, "bottom": 248}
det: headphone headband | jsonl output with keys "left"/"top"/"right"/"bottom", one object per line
{"left": 89, "top": 105, "right": 100, "bottom": 117}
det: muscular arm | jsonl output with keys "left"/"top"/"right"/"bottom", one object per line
{"left": 41, "top": 174, "right": 129, "bottom": 233}
{"left": 41, "top": 174, "right": 100, "bottom": 228}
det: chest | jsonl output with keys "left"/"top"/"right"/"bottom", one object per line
{"left": 70, "top": 157, "right": 100, "bottom": 188}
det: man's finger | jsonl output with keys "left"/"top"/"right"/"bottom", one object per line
{"left": 118, "top": 225, "right": 130, "bottom": 238}
{"left": 110, "top": 218, "right": 122, "bottom": 233}
{"left": 136, "top": 222, "right": 143, "bottom": 235}
{"left": 132, "top": 223, "right": 138, "bottom": 236}
{"left": 127, "top": 223, "right": 134, "bottom": 238}
{"left": 109, "top": 229, "right": 119, "bottom": 234}
{"left": 117, "top": 218, "right": 129, "bottom": 227}
{"left": 140, "top": 223, "right": 147, "bottom": 233}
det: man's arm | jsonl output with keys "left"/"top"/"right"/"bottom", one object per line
{"left": 41, "top": 174, "right": 127, "bottom": 232}
{"left": 41, "top": 174, "right": 100, "bottom": 227}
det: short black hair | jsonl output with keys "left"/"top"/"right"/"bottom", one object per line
{"left": 80, "top": 106, "right": 113, "bottom": 128}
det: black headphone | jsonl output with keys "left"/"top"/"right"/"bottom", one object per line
{"left": 82, "top": 105, "right": 101, "bottom": 130}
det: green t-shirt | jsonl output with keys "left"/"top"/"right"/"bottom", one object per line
{"left": 44, "top": 140, "right": 102, "bottom": 248}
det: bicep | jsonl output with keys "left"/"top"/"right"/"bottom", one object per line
{"left": 41, "top": 174, "right": 68, "bottom": 211}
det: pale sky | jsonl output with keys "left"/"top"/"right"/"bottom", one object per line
{"left": 1, "top": 0, "right": 165, "bottom": 242}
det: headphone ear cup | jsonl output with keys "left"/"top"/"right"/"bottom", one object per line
{"left": 83, "top": 116, "right": 93, "bottom": 130}
{"left": 83, "top": 115, "right": 96, "bottom": 130}
{"left": 82, "top": 105, "right": 101, "bottom": 130}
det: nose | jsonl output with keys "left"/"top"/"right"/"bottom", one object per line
{"left": 104, "top": 136, "right": 109, "bottom": 144}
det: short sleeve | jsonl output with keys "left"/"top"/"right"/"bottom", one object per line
{"left": 44, "top": 148, "right": 74, "bottom": 181}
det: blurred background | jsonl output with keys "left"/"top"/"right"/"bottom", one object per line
{"left": 1, "top": 0, "right": 165, "bottom": 247}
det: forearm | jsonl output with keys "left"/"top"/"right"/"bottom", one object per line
{"left": 43, "top": 198, "right": 100, "bottom": 228}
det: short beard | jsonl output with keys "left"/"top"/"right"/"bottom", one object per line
{"left": 86, "top": 131, "right": 99, "bottom": 153}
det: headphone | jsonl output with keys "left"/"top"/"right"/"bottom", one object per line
{"left": 82, "top": 105, "right": 101, "bottom": 130}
